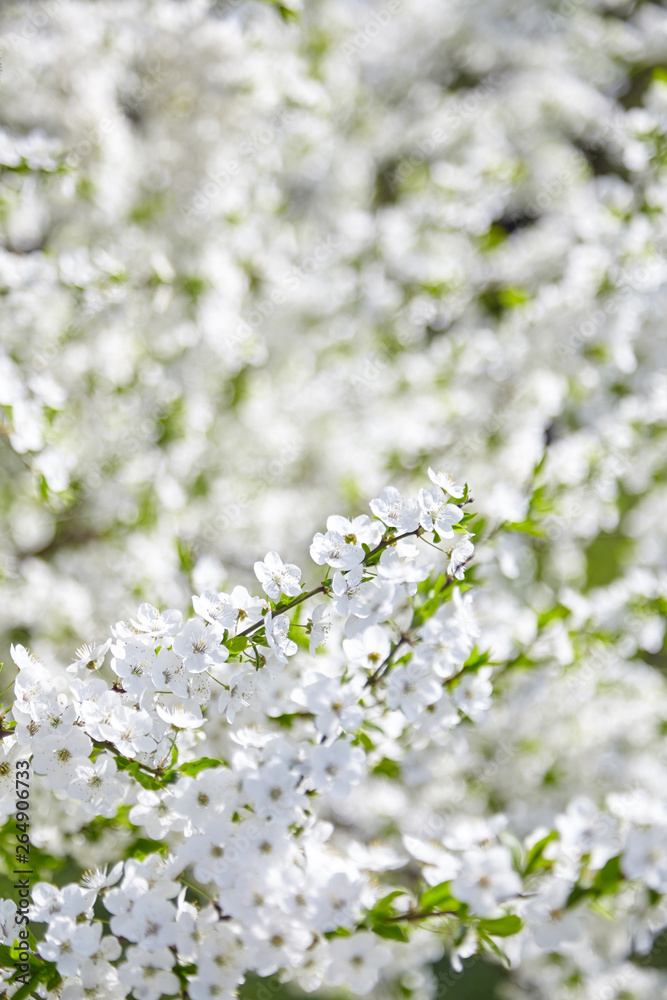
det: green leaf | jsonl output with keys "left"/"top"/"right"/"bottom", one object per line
{"left": 504, "top": 519, "right": 545, "bottom": 538}
{"left": 478, "top": 915, "right": 523, "bottom": 937}
{"left": 523, "top": 831, "right": 557, "bottom": 875}
{"left": 372, "top": 757, "right": 401, "bottom": 780}
{"left": 11, "top": 966, "right": 49, "bottom": 1000}
{"left": 0, "top": 942, "right": 15, "bottom": 968}
{"left": 172, "top": 961, "right": 198, "bottom": 984}
{"left": 176, "top": 537, "right": 196, "bottom": 574}
{"left": 352, "top": 730, "right": 375, "bottom": 752}
{"left": 419, "top": 881, "right": 459, "bottom": 911}
{"left": 537, "top": 604, "right": 570, "bottom": 629}
{"left": 461, "top": 647, "right": 490, "bottom": 672}
{"left": 128, "top": 836, "right": 169, "bottom": 859}
{"left": 271, "top": 713, "right": 301, "bottom": 729}
{"left": 479, "top": 931, "right": 512, "bottom": 968}
{"left": 78, "top": 804, "right": 133, "bottom": 842}
{"left": 363, "top": 550, "right": 383, "bottom": 568}
{"left": 118, "top": 760, "right": 164, "bottom": 791}
{"left": 373, "top": 921, "right": 409, "bottom": 941}
{"left": 411, "top": 579, "right": 453, "bottom": 627}
{"left": 566, "top": 855, "right": 624, "bottom": 910}
{"left": 323, "top": 927, "right": 352, "bottom": 939}
{"left": 367, "top": 890, "right": 407, "bottom": 922}
{"left": 589, "top": 899, "right": 615, "bottom": 920}
{"left": 256, "top": 0, "right": 301, "bottom": 21}
{"left": 46, "top": 968, "right": 63, "bottom": 991}
{"left": 471, "top": 515, "right": 486, "bottom": 537}
{"left": 565, "top": 883, "right": 591, "bottom": 908}
{"left": 226, "top": 636, "right": 248, "bottom": 654}
{"left": 592, "top": 855, "right": 623, "bottom": 895}
{"left": 178, "top": 757, "right": 226, "bottom": 777}
{"left": 497, "top": 285, "right": 530, "bottom": 307}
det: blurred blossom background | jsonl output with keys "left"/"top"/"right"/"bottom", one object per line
{"left": 2, "top": 0, "right": 667, "bottom": 995}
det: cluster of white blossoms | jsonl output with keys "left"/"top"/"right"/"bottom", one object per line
{"left": 1, "top": 481, "right": 667, "bottom": 999}
{"left": 1, "top": 0, "right": 667, "bottom": 996}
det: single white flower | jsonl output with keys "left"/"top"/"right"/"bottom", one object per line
{"left": 369, "top": 486, "right": 420, "bottom": 531}
{"left": 310, "top": 529, "right": 364, "bottom": 569}
{"left": 308, "top": 603, "right": 331, "bottom": 655}
{"left": 448, "top": 536, "right": 475, "bottom": 579}
{"left": 428, "top": 467, "right": 464, "bottom": 497}
{"left": 325, "top": 932, "right": 392, "bottom": 995}
{"left": 418, "top": 485, "right": 464, "bottom": 537}
{"left": 192, "top": 590, "right": 238, "bottom": 629}
{"left": 451, "top": 846, "right": 521, "bottom": 916}
{"left": 343, "top": 624, "right": 391, "bottom": 673}
{"left": 172, "top": 619, "right": 228, "bottom": 673}
{"left": 326, "top": 514, "right": 382, "bottom": 547}
{"left": 453, "top": 666, "right": 493, "bottom": 720}
{"left": 254, "top": 551, "right": 302, "bottom": 601}
{"left": 264, "top": 612, "right": 297, "bottom": 664}
{"left": 130, "top": 604, "right": 183, "bottom": 637}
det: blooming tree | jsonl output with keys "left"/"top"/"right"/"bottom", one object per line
{"left": 1, "top": 0, "right": 667, "bottom": 997}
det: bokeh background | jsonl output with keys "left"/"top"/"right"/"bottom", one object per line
{"left": 2, "top": 0, "right": 667, "bottom": 996}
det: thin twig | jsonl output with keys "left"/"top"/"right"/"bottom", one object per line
{"left": 237, "top": 584, "right": 327, "bottom": 638}
{"left": 385, "top": 909, "right": 459, "bottom": 922}
{"left": 366, "top": 634, "right": 410, "bottom": 687}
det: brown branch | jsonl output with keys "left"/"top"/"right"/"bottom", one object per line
{"left": 385, "top": 909, "right": 459, "bottom": 922}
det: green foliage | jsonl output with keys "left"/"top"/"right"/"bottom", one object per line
{"left": 372, "top": 757, "right": 402, "bottom": 780}
{"left": 156, "top": 397, "right": 186, "bottom": 447}
{"left": 12, "top": 968, "right": 50, "bottom": 1000}
{"left": 504, "top": 519, "right": 546, "bottom": 538}
{"left": 566, "top": 855, "right": 625, "bottom": 909}
{"left": 522, "top": 831, "right": 558, "bottom": 875}
{"left": 111, "top": 756, "right": 166, "bottom": 790}
{"left": 362, "top": 891, "right": 411, "bottom": 942}
{"left": 478, "top": 915, "right": 523, "bottom": 937}
{"left": 584, "top": 531, "right": 634, "bottom": 590}
{"left": 411, "top": 574, "right": 453, "bottom": 627}
{"left": 78, "top": 804, "right": 133, "bottom": 842}
{"left": 419, "top": 881, "right": 461, "bottom": 912}
{"left": 178, "top": 757, "right": 227, "bottom": 777}
{"left": 127, "top": 836, "right": 169, "bottom": 860}
{"left": 226, "top": 635, "right": 249, "bottom": 654}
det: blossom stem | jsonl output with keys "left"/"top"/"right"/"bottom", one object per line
{"left": 205, "top": 670, "right": 227, "bottom": 687}
{"left": 0, "top": 678, "right": 15, "bottom": 698}
{"left": 365, "top": 526, "right": 423, "bottom": 560}
{"left": 237, "top": 584, "right": 328, "bottom": 638}
{"left": 385, "top": 909, "right": 459, "bottom": 921}
{"left": 366, "top": 634, "right": 410, "bottom": 687}
{"left": 179, "top": 877, "right": 216, "bottom": 904}
{"left": 92, "top": 739, "right": 165, "bottom": 777}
